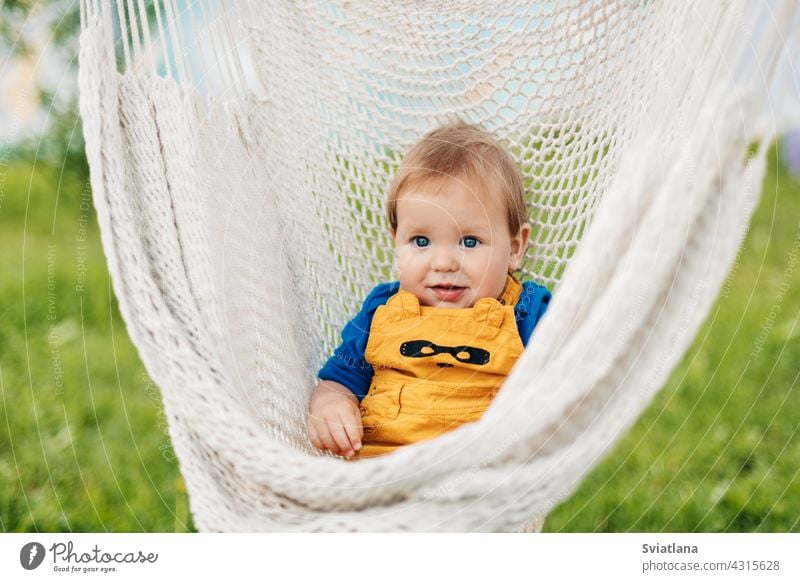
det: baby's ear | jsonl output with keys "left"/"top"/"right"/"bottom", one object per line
{"left": 509, "top": 223, "right": 532, "bottom": 270}
{"left": 389, "top": 228, "right": 397, "bottom": 240}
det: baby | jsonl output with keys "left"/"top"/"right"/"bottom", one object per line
{"left": 307, "top": 121, "right": 551, "bottom": 459}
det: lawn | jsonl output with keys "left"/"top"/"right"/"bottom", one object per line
{"left": 545, "top": 145, "right": 800, "bottom": 532}
{"left": 0, "top": 158, "right": 191, "bottom": 532}
{"left": 0, "top": 145, "right": 797, "bottom": 532}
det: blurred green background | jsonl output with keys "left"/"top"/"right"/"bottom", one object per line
{"left": 1, "top": 0, "right": 191, "bottom": 532}
{"left": 1, "top": 1, "right": 797, "bottom": 532}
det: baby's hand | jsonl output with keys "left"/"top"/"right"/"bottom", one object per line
{"left": 308, "top": 381, "right": 363, "bottom": 458}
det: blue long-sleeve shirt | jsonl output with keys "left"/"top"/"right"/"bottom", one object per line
{"left": 319, "top": 281, "right": 551, "bottom": 400}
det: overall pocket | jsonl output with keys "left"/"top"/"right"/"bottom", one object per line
{"left": 359, "top": 381, "right": 404, "bottom": 439}
{"left": 400, "top": 381, "right": 497, "bottom": 434}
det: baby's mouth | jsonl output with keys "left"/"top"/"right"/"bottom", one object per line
{"left": 430, "top": 285, "right": 467, "bottom": 302}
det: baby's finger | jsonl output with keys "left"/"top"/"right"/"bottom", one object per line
{"left": 328, "top": 414, "right": 355, "bottom": 456}
{"left": 307, "top": 422, "right": 322, "bottom": 450}
{"left": 343, "top": 409, "right": 363, "bottom": 451}
{"left": 315, "top": 422, "right": 340, "bottom": 455}
{"left": 356, "top": 409, "right": 364, "bottom": 442}
{"left": 338, "top": 410, "right": 361, "bottom": 453}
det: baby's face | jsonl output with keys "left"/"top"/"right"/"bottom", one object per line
{"left": 392, "top": 177, "right": 530, "bottom": 308}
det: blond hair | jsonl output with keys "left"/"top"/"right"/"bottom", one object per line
{"left": 387, "top": 120, "right": 527, "bottom": 235}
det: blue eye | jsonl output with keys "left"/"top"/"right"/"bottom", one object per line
{"left": 461, "top": 236, "right": 480, "bottom": 248}
{"left": 411, "top": 236, "right": 430, "bottom": 248}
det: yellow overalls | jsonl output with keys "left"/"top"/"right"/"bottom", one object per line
{"left": 353, "top": 275, "right": 524, "bottom": 459}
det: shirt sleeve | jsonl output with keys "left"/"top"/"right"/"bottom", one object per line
{"left": 317, "top": 282, "right": 399, "bottom": 400}
{"left": 515, "top": 281, "right": 552, "bottom": 347}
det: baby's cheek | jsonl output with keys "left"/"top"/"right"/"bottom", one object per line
{"left": 394, "top": 250, "right": 410, "bottom": 272}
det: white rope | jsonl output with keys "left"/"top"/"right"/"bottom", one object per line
{"left": 163, "top": 0, "right": 189, "bottom": 84}
{"left": 78, "top": 0, "right": 798, "bottom": 531}
{"left": 114, "top": 0, "right": 132, "bottom": 73}
{"left": 152, "top": 0, "right": 173, "bottom": 79}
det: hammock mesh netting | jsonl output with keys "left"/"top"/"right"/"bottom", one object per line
{"left": 78, "top": 0, "right": 799, "bottom": 531}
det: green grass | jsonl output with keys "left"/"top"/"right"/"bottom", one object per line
{"left": 0, "top": 144, "right": 797, "bottom": 532}
{"left": 544, "top": 145, "right": 800, "bottom": 532}
{"left": 0, "top": 158, "right": 192, "bottom": 532}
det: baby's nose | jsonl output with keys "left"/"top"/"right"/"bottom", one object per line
{"left": 431, "top": 247, "right": 459, "bottom": 271}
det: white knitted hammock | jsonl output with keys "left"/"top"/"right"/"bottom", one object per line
{"left": 78, "top": 0, "right": 798, "bottom": 531}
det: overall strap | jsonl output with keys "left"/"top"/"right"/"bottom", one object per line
{"left": 383, "top": 288, "right": 421, "bottom": 320}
